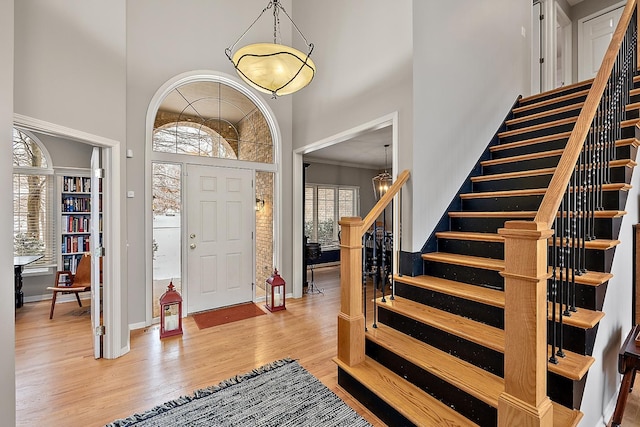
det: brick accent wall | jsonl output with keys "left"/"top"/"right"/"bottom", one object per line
{"left": 255, "top": 171, "right": 274, "bottom": 290}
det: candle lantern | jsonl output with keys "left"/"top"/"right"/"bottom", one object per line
{"left": 159, "top": 281, "right": 183, "bottom": 339}
{"left": 265, "top": 268, "right": 286, "bottom": 312}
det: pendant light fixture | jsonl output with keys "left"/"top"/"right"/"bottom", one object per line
{"left": 225, "top": 0, "right": 316, "bottom": 98}
{"left": 372, "top": 144, "right": 393, "bottom": 200}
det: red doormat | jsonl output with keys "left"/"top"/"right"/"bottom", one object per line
{"left": 193, "top": 302, "right": 266, "bottom": 330}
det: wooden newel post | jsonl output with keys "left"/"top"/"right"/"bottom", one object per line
{"left": 337, "top": 216, "right": 366, "bottom": 366}
{"left": 498, "top": 220, "right": 554, "bottom": 427}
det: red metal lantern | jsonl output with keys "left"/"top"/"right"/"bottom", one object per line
{"left": 265, "top": 268, "right": 286, "bottom": 312}
{"left": 159, "top": 281, "right": 183, "bottom": 338}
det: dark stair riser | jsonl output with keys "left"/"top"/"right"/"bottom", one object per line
{"left": 549, "top": 246, "right": 615, "bottom": 274}
{"left": 513, "top": 95, "right": 588, "bottom": 118}
{"left": 518, "top": 84, "right": 592, "bottom": 107}
{"left": 436, "top": 238, "right": 614, "bottom": 273}
{"left": 366, "top": 340, "right": 496, "bottom": 426}
{"left": 461, "top": 190, "right": 627, "bottom": 212}
{"left": 499, "top": 122, "right": 577, "bottom": 145}
{"left": 472, "top": 165, "right": 631, "bottom": 193}
{"left": 449, "top": 216, "right": 623, "bottom": 240}
{"left": 377, "top": 307, "right": 503, "bottom": 376}
{"left": 423, "top": 260, "right": 503, "bottom": 290}
{"left": 394, "top": 281, "right": 504, "bottom": 328}
{"left": 490, "top": 137, "right": 568, "bottom": 159}
{"left": 337, "top": 368, "right": 416, "bottom": 427}
{"left": 548, "top": 372, "right": 588, "bottom": 410}
{"left": 551, "top": 279, "right": 609, "bottom": 312}
{"left": 506, "top": 108, "right": 582, "bottom": 132}
{"left": 548, "top": 321, "right": 599, "bottom": 356}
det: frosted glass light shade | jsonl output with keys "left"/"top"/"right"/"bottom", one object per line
{"left": 231, "top": 43, "right": 316, "bottom": 96}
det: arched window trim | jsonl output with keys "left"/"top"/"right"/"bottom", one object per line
{"left": 13, "top": 128, "right": 54, "bottom": 175}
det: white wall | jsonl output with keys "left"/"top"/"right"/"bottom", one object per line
{"left": 13, "top": 0, "right": 129, "bottom": 349}
{"left": 412, "top": 0, "right": 531, "bottom": 251}
{"left": 1, "top": 1, "right": 15, "bottom": 423}
{"left": 125, "top": 0, "right": 294, "bottom": 324}
{"left": 292, "top": 0, "right": 414, "bottom": 245}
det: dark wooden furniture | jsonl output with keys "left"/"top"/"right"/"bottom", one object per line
{"left": 611, "top": 324, "right": 640, "bottom": 426}
{"left": 14, "top": 255, "right": 44, "bottom": 308}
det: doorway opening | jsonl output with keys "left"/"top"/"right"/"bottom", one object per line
{"left": 146, "top": 72, "right": 281, "bottom": 323}
{"left": 292, "top": 113, "right": 398, "bottom": 298}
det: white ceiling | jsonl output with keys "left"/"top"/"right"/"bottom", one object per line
{"left": 303, "top": 126, "right": 393, "bottom": 170}
{"left": 566, "top": 0, "right": 584, "bottom": 5}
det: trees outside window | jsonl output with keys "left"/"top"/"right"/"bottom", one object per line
{"left": 13, "top": 129, "right": 53, "bottom": 266}
{"left": 305, "top": 184, "right": 359, "bottom": 247}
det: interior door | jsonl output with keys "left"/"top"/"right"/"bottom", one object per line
{"left": 187, "top": 165, "right": 253, "bottom": 313}
{"left": 578, "top": 5, "right": 624, "bottom": 81}
{"left": 90, "top": 147, "right": 103, "bottom": 359}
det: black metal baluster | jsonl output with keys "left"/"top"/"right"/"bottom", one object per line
{"left": 380, "top": 210, "right": 387, "bottom": 304}
{"left": 549, "top": 218, "right": 559, "bottom": 365}
{"left": 372, "top": 222, "right": 378, "bottom": 329}
{"left": 390, "top": 198, "right": 395, "bottom": 300}
{"left": 362, "top": 233, "right": 368, "bottom": 332}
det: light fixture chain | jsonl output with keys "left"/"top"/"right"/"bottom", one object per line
{"left": 225, "top": 2, "right": 272, "bottom": 54}
{"left": 276, "top": 2, "right": 312, "bottom": 47}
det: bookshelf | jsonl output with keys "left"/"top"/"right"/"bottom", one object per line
{"left": 59, "top": 174, "right": 102, "bottom": 274}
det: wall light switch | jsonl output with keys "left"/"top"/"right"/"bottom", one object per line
{"left": 127, "top": 190, "right": 135, "bottom": 198}
{"left": 126, "top": 149, "right": 134, "bottom": 158}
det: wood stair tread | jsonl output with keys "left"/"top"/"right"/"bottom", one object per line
{"left": 491, "top": 131, "right": 571, "bottom": 153}
{"left": 376, "top": 297, "right": 595, "bottom": 381}
{"left": 394, "top": 272, "right": 604, "bottom": 330}
{"left": 421, "top": 252, "right": 504, "bottom": 271}
{"left": 448, "top": 210, "right": 626, "bottom": 219}
{"left": 472, "top": 158, "right": 635, "bottom": 183}
{"left": 482, "top": 148, "right": 564, "bottom": 166}
{"left": 394, "top": 274, "right": 505, "bottom": 308}
{"left": 498, "top": 117, "right": 578, "bottom": 139}
{"left": 333, "top": 356, "right": 480, "bottom": 426}
{"left": 548, "top": 302, "right": 605, "bottom": 329}
{"left": 513, "top": 90, "right": 590, "bottom": 115}
{"left": 506, "top": 103, "right": 584, "bottom": 127}
{"left": 519, "top": 79, "right": 593, "bottom": 105}
{"left": 550, "top": 268, "right": 613, "bottom": 286}
{"left": 367, "top": 323, "right": 503, "bottom": 407}
{"left": 435, "top": 230, "right": 619, "bottom": 250}
{"left": 460, "top": 183, "right": 631, "bottom": 199}
{"left": 471, "top": 167, "right": 556, "bottom": 182}
{"left": 336, "top": 355, "right": 582, "bottom": 427}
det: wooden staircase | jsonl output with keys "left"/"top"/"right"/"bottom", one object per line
{"left": 335, "top": 75, "right": 640, "bottom": 426}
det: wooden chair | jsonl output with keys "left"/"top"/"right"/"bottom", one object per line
{"left": 47, "top": 253, "right": 92, "bottom": 319}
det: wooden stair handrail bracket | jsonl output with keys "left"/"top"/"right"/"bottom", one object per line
{"left": 337, "top": 170, "right": 410, "bottom": 367}
{"left": 499, "top": 1, "right": 638, "bottom": 426}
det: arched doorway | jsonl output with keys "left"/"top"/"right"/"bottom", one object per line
{"left": 145, "top": 71, "right": 281, "bottom": 322}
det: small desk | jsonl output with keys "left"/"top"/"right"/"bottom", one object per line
{"left": 611, "top": 324, "right": 640, "bottom": 427}
{"left": 13, "top": 255, "right": 43, "bottom": 309}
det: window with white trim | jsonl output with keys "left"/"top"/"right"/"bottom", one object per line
{"left": 305, "top": 184, "right": 359, "bottom": 248}
{"left": 13, "top": 129, "right": 55, "bottom": 268}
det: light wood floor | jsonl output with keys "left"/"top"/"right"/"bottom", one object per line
{"left": 15, "top": 266, "right": 640, "bottom": 426}
{"left": 15, "top": 266, "right": 385, "bottom": 427}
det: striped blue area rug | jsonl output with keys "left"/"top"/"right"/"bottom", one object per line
{"left": 105, "top": 358, "right": 372, "bottom": 427}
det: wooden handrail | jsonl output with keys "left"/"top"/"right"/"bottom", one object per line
{"left": 361, "top": 169, "right": 410, "bottom": 233}
{"left": 337, "top": 169, "right": 410, "bottom": 367}
{"left": 534, "top": 0, "right": 638, "bottom": 228}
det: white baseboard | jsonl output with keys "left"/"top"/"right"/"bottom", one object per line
{"left": 592, "top": 393, "right": 618, "bottom": 427}
{"left": 128, "top": 321, "right": 147, "bottom": 331}
{"left": 24, "top": 293, "right": 90, "bottom": 304}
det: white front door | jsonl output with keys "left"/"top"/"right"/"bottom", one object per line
{"left": 186, "top": 165, "right": 254, "bottom": 313}
{"left": 578, "top": 5, "right": 624, "bottom": 81}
